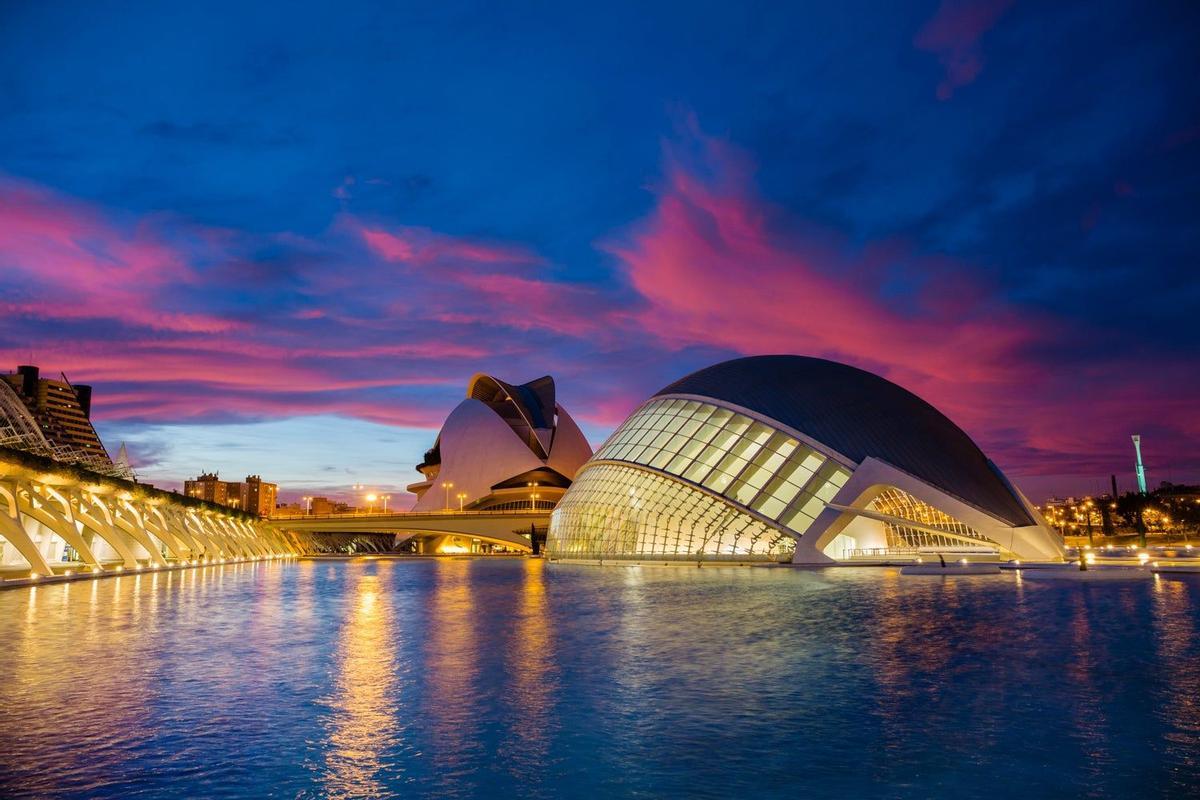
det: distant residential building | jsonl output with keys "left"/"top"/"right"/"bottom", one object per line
{"left": 183, "top": 472, "right": 278, "bottom": 517}
{"left": 241, "top": 475, "right": 278, "bottom": 516}
{"left": 0, "top": 365, "right": 113, "bottom": 467}
{"left": 311, "top": 496, "right": 337, "bottom": 515}
{"left": 184, "top": 472, "right": 229, "bottom": 505}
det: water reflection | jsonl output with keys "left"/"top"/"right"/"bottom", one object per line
{"left": 2, "top": 561, "right": 1199, "bottom": 798}
{"left": 3, "top": 574, "right": 159, "bottom": 796}
{"left": 1151, "top": 577, "right": 1200, "bottom": 792}
{"left": 423, "top": 559, "right": 483, "bottom": 784}
{"left": 498, "top": 559, "right": 557, "bottom": 775}
{"left": 320, "top": 564, "right": 400, "bottom": 799}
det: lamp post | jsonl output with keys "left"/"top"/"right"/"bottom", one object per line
{"left": 457, "top": 492, "right": 466, "bottom": 511}
{"left": 442, "top": 481, "right": 453, "bottom": 510}
{"left": 527, "top": 481, "right": 539, "bottom": 511}
{"left": 366, "top": 493, "right": 377, "bottom": 513}
{"left": 302, "top": 495, "right": 313, "bottom": 516}
{"left": 381, "top": 494, "right": 391, "bottom": 513}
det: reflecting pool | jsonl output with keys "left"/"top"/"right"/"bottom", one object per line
{"left": 1, "top": 559, "right": 1198, "bottom": 798}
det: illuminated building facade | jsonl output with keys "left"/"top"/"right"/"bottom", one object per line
{"left": 184, "top": 473, "right": 278, "bottom": 517}
{"left": 407, "top": 373, "right": 592, "bottom": 512}
{"left": 548, "top": 356, "right": 1064, "bottom": 564}
{"left": 0, "top": 365, "right": 120, "bottom": 475}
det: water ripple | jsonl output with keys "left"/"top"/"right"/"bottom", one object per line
{"left": 1, "top": 562, "right": 1197, "bottom": 798}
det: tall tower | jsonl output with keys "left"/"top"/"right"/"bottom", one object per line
{"left": 1131, "top": 434, "right": 1147, "bottom": 494}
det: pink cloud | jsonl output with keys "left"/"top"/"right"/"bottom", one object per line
{"left": 0, "top": 177, "right": 238, "bottom": 333}
{"left": 914, "top": 0, "right": 1015, "bottom": 100}
{"left": 602, "top": 122, "right": 1200, "bottom": 480}
{"left": 349, "top": 216, "right": 543, "bottom": 267}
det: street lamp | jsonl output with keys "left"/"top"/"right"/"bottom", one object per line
{"left": 381, "top": 494, "right": 391, "bottom": 513}
{"left": 302, "top": 495, "right": 313, "bottom": 515}
{"left": 366, "top": 493, "right": 378, "bottom": 513}
{"left": 457, "top": 492, "right": 466, "bottom": 511}
{"left": 442, "top": 481, "right": 454, "bottom": 510}
{"left": 527, "top": 481, "right": 539, "bottom": 511}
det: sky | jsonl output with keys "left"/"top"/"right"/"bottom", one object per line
{"left": 1, "top": 0, "right": 1198, "bottom": 505}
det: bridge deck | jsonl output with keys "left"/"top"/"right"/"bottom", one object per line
{"left": 267, "top": 509, "right": 552, "bottom": 551}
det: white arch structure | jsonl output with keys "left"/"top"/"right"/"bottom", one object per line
{"left": 0, "top": 454, "right": 295, "bottom": 579}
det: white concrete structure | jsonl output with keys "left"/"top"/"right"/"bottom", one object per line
{"left": 269, "top": 508, "right": 550, "bottom": 553}
{"left": 407, "top": 373, "right": 592, "bottom": 512}
{"left": 0, "top": 452, "right": 294, "bottom": 579}
{"left": 547, "top": 356, "right": 1064, "bottom": 564}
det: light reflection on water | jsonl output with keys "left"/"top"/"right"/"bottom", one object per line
{"left": 0, "top": 561, "right": 1198, "bottom": 799}
{"left": 319, "top": 567, "right": 400, "bottom": 799}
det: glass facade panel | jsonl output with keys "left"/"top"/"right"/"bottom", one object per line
{"left": 547, "top": 397, "right": 859, "bottom": 560}
{"left": 548, "top": 463, "right": 795, "bottom": 561}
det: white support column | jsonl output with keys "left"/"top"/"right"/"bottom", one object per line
{"left": 112, "top": 502, "right": 171, "bottom": 565}
{"left": 136, "top": 503, "right": 189, "bottom": 562}
{"left": 70, "top": 492, "right": 144, "bottom": 569}
{"left": 228, "top": 518, "right": 269, "bottom": 557}
{"left": 198, "top": 514, "right": 238, "bottom": 558}
{"left": 158, "top": 508, "right": 202, "bottom": 556}
{"left": 18, "top": 481, "right": 104, "bottom": 569}
{"left": 0, "top": 481, "right": 53, "bottom": 576}
{"left": 217, "top": 516, "right": 250, "bottom": 557}
{"left": 181, "top": 511, "right": 222, "bottom": 558}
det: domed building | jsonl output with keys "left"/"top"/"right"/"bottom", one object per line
{"left": 547, "top": 356, "right": 1064, "bottom": 564}
{"left": 407, "top": 373, "right": 593, "bottom": 512}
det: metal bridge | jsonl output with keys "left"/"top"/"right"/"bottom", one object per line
{"left": 266, "top": 509, "right": 552, "bottom": 553}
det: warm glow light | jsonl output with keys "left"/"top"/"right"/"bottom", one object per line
{"left": 1138, "top": 552, "right": 1150, "bottom": 564}
{"left": 366, "top": 494, "right": 377, "bottom": 502}
{"left": 1085, "top": 553, "right": 1096, "bottom": 564}
{"left": 29, "top": 572, "right": 40, "bottom": 580}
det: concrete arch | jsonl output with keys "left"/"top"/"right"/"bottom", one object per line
{"left": 112, "top": 502, "right": 174, "bottom": 565}
{"left": 136, "top": 503, "right": 190, "bottom": 562}
{"left": 792, "top": 458, "right": 1065, "bottom": 563}
{"left": 225, "top": 518, "right": 268, "bottom": 557}
{"left": 181, "top": 512, "right": 224, "bottom": 558}
{"left": 159, "top": 508, "right": 204, "bottom": 556}
{"left": 0, "top": 481, "right": 54, "bottom": 575}
{"left": 71, "top": 493, "right": 144, "bottom": 568}
{"left": 17, "top": 482, "right": 103, "bottom": 569}
{"left": 201, "top": 515, "right": 243, "bottom": 557}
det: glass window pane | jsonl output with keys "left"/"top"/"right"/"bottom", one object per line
{"left": 781, "top": 509, "right": 814, "bottom": 533}
{"left": 706, "top": 408, "right": 733, "bottom": 427}
{"left": 750, "top": 494, "right": 786, "bottom": 519}
{"left": 682, "top": 460, "right": 712, "bottom": 483}
{"left": 728, "top": 478, "right": 760, "bottom": 505}
{"left": 801, "top": 496, "right": 826, "bottom": 518}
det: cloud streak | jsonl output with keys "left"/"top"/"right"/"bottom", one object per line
{"left": 914, "top": 0, "right": 1015, "bottom": 100}
{"left": 2, "top": 113, "right": 1197, "bottom": 494}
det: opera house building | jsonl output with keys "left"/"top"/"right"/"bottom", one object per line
{"left": 408, "top": 373, "right": 592, "bottom": 512}
{"left": 547, "top": 356, "right": 1064, "bottom": 564}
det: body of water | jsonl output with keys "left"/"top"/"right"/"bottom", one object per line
{"left": 1, "top": 558, "right": 1198, "bottom": 798}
